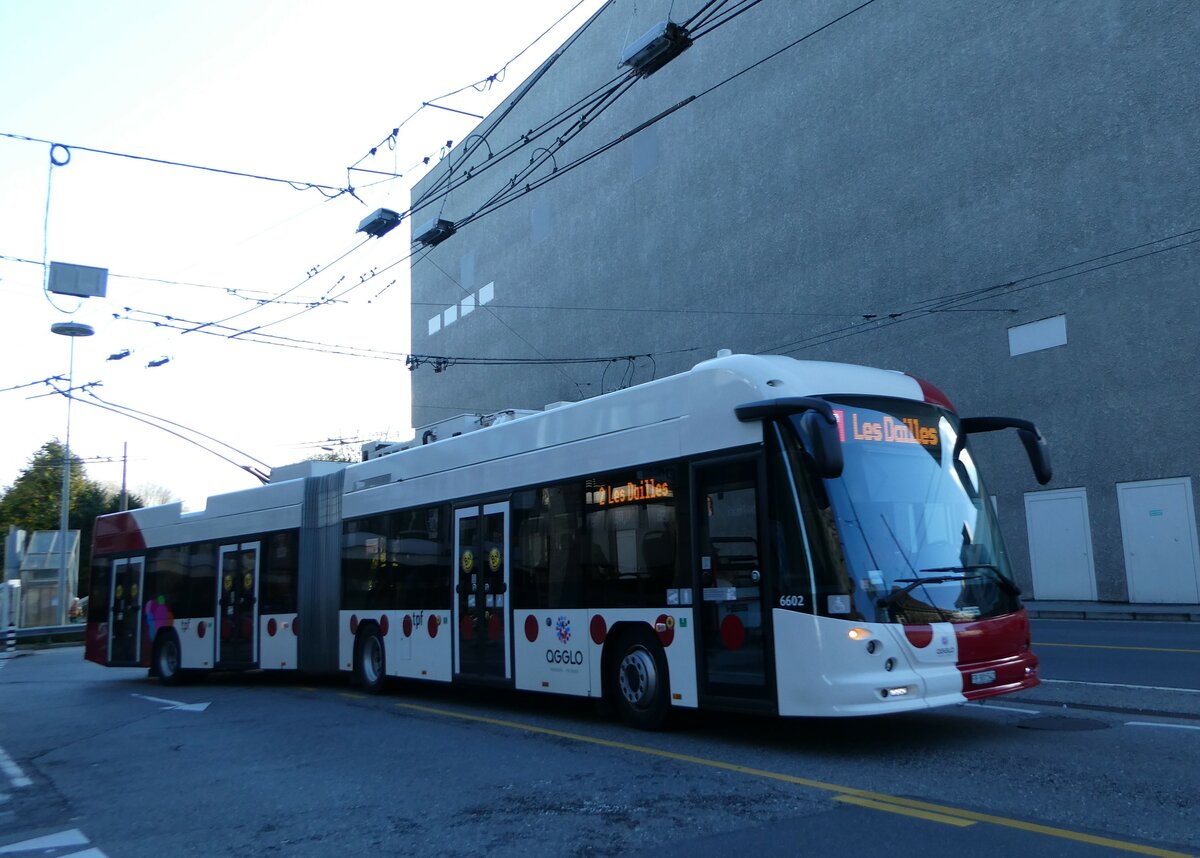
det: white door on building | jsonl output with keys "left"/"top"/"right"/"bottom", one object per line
{"left": 1117, "top": 478, "right": 1200, "bottom": 604}
{"left": 1025, "top": 488, "right": 1097, "bottom": 601}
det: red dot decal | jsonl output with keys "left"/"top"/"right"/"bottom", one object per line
{"left": 380, "top": 615, "right": 390, "bottom": 636}
{"left": 197, "top": 620, "right": 206, "bottom": 638}
{"left": 350, "top": 614, "right": 359, "bottom": 635}
{"left": 655, "top": 614, "right": 675, "bottom": 648}
{"left": 525, "top": 615, "right": 539, "bottom": 642}
{"left": 267, "top": 618, "right": 277, "bottom": 637}
{"left": 403, "top": 615, "right": 413, "bottom": 638}
{"left": 904, "top": 624, "right": 934, "bottom": 648}
{"left": 590, "top": 615, "right": 607, "bottom": 646}
{"left": 720, "top": 614, "right": 746, "bottom": 650}
{"left": 428, "top": 615, "right": 439, "bottom": 638}
{"left": 292, "top": 616, "right": 299, "bottom": 636}
{"left": 488, "top": 614, "right": 502, "bottom": 642}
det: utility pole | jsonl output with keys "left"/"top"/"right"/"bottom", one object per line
{"left": 119, "top": 442, "right": 129, "bottom": 512}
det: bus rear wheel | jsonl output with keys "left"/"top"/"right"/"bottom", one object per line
{"left": 154, "top": 630, "right": 185, "bottom": 686}
{"left": 611, "top": 629, "right": 670, "bottom": 730}
{"left": 355, "top": 626, "right": 386, "bottom": 694}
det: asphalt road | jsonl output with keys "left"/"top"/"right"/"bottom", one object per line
{"left": 1031, "top": 619, "right": 1200, "bottom": 690}
{"left": 1, "top": 621, "right": 1197, "bottom": 858}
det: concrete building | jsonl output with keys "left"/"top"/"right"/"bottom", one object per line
{"left": 408, "top": 0, "right": 1200, "bottom": 606}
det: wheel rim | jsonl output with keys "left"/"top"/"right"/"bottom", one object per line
{"left": 618, "top": 646, "right": 658, "bottom": 709}
{"left": 362, "top": 637, "right": 383, "bottom": 685}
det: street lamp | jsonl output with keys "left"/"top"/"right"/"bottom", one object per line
{"left": 51, "top": 321, "right": 93, "bottom": 626}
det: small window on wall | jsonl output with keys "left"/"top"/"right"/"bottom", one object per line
{"left": 1008, "top": 315, "right": 1066, "bottom": 357}
{"left": 583, "top": 466, "right": 682, "bottom": 608}
{"left": 261, "top": 531, "right": 299, "bottom": 615}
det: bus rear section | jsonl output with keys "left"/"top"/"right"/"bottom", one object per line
{"left": 85, "top": 486, "right": 309, "bottom": 681}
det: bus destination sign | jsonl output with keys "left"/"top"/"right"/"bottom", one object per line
{"left": 832, "top": 408, "right": 939, "bottom": 448}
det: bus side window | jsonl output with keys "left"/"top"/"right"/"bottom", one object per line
{"left": 186, "top": 543, "right": 216, "bottom": 619}
{"left": 261, "top": 531, "right": 298, "bottom": 615}
{"left": 768, "top": 424, "right": 815, "bottom": 612}
{"left": 772, "top": 422, "right": 858, "bottom": 618}
{"left": 511, "top": 490, "right": 550, "bottom": 609}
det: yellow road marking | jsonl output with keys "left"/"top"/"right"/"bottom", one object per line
{"left": 834, "top": 795, "right": 975, "bottom": 827}
{"left": 1035, "top": 642, "right": 1200, "bottom": 655}
{"left": 393, "top": 701, "right": 1194, "bottom": 857}
{"left": 340, "top": 692, "right": 366, "bottom": 700}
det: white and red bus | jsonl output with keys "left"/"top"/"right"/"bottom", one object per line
{"left": 86, "top": 353, "right": 1051, "bottom": 729}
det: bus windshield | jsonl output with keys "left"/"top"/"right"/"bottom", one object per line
{"left": 797, "top": 396, "right": 1022, "bottom": 624}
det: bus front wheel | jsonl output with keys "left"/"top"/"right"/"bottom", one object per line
{"left": 354, "top": 626, "right": 386, "bottom": 694}
{"left": 611, "top": 629, "right": 670, "bottom": 730}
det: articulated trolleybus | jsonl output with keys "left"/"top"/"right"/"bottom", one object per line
{"left": 87, "top": 353, "right": 1051, "bottom": 729}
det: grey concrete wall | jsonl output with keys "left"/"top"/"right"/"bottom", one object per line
{"left": 410, "top": 0, "right": 1200, "bottom": 602}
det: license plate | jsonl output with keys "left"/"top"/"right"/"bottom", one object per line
{"left": 971, "top": 670, "right": 997, "bottom": 686}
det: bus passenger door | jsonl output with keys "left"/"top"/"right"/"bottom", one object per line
{"left": 216, "top": 542, "right": 260, "bottom": 667}
{"left": 108, "top": 556, "right": 145, "bottom": 664}
{"left": 694, "top": 458, "right": 772, "bottom": 700}
{"left": 453, "top": 502, "right": 511, "bottom": 682}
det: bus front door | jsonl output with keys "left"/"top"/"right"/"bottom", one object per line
{"left": 453, "top": 502, "right": 511, "bottom": 682}
{"left": 216, "top": 542, "right": 260, "bottom": 667}
{"left": 108, "top": 556, "right": 145, "bottom": 664}
{"left": 694, "top": 458, "right": 772, "bottom": 701}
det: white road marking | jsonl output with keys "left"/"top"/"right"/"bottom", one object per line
{"left": 0, "top": 828, "right": 89, "bottom": 853}
{"left": 0, "top": 747, "right": 31, "bottom": 789}
{"left": 1125, "top": 721, "right": 1200, "bottom": 732}
{"left": 130, "top": 693, "right": 210, "bottom": 712}
{"left": 1041, "top": 678, "right": 1200, "bottom": 694}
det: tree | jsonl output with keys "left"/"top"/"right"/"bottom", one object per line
{"left": 0, "top": 440, "right": 145, "bottom": 594}
{"left": 306, "top": 449, "right": 358, "bottom": 463}
{"left": 134, "top": 482, "right": 178, "bottom": 507}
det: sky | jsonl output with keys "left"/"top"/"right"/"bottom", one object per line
{"left": 0, "top": 0, "right": 607, "bottom": 511}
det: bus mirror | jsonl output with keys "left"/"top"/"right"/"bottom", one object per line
{"left": 961, "top": 417, "right": 1052, "bottom": 485}
{"left": 800, "top": 410, "right": 844, "bottom": 479}
{"left": 1017, "top": 427, "right": 1053, "bottom": 485}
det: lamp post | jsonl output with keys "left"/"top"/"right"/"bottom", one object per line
{"left": 51, "top": 321, "right": 93, "bottom": 625}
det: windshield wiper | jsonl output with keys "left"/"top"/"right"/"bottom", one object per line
{"left": 920, "top": 563, "right": 1022, "bottom": 597}
{"left": 876, "top": 574, "right": 972, "bottom": 607}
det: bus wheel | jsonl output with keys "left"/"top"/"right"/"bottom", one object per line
{"left": 355, "top": 626, "right": 386, "bottom": 695}
{"left": 611, "top": 629, "right": 670, "bottom": 730}
{"left": 154, "top": 630, "right": 185, "bottom": 687}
